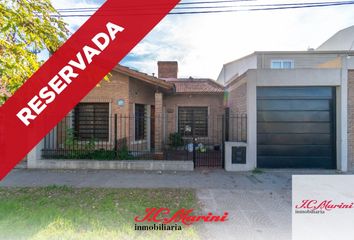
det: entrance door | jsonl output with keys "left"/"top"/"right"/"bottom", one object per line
{"left": 257, "top": 87, "right": 336, "bottom": 169}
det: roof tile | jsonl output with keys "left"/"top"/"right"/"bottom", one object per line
{"left": 169, "top": 78, "right": 224, "bottom": 93}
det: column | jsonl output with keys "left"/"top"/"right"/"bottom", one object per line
{"left": 154, "top": 92, "right": 163, "bottom": 153}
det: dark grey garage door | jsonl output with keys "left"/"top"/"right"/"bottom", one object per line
{"left": 257, "top": 87, "right": 336, "bottom": 169}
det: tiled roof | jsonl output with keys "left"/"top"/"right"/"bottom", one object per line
{"left": 113, "top": 65, "right": 174, "bottom": 90}
{"left": 167, "top": 78, "right": 224, "bottom": 93}
{"left": 114, "top": 64, "right": 224, "bottom": 94}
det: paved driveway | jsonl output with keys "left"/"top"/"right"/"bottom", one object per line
{"left": 0, "top": 168, "right": 341, "bottom": 240}
{"left": 196, "top": 175, "right": 292, "bottom": 240}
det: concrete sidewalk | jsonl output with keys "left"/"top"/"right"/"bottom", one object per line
{"left": 0, "top": 168, "right": 294, "bottom": 190}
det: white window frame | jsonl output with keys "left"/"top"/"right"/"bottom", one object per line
{"left": 271, "top": 59, "right": 294, "bottom": 69}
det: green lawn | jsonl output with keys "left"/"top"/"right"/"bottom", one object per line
{"left": 0, "top": 186, "right": 200, "bottom": 240}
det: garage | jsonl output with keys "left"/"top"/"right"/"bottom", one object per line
{"left": 257, "top": 87, "right": 336, "bottom": 169}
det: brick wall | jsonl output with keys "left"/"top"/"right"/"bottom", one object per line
{"left": 129, "top": 77, "right": 156, "bottom": 112}
{"left": 129, "top": 78, "right": 159, "bottom": 151}
{"left": 226, "top": 79, "right": 247, "bottom": 115}
{"left": 81, "top": 72, "right": 169, "bottom": 153}
{"left": 226, "top": 78, "right": 247, "bottom": 142}
{"left": 82, "top": 71, "right": 130, "bottom": 116}
{"left": 82, "top": 72, "right": 131, "bottom": 140}
{"left": 158, "top": 61, "right": 178, "bottom": 79}
{"left": 55, "top": 72, "right": 131, "bottom": 147}
{"left": 81, "top": 72, "right": 159, "bottom": 135}
{"left": 348, "top": 70, "right": 354, "bottom": 170}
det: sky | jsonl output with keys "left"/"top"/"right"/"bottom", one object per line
{"left": 50, "top": 0, "right": 354, "bottom": 79}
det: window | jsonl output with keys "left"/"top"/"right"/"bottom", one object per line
{"left": 135, "top": 104, "right": 146, "bottom": 141}
{"left": 73, "top": 103, "right": 109, "bottom": 141}
{"left": 178, "top": 107, "right": 208, "bottom": 137}
{"left": 271, "top": 60, "right": 294, "bottom": 69}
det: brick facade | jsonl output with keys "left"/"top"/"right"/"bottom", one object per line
{"left": 82, "top": 73, "right": 160, "bottom": 117}
{"left": 227, "top": 82, "right": 247, "bottom": 114}
{"left": 57, "top": 72, "right": 131, "bottom": 147}
{"left": 348, "top": 70, "right": 354, "bottom": 170}
{"left": 62, "top": 71, "right": 163, "bottom": 151}
{"left": 81, "top": 71, "right": 174, "bottom": 153}
{"left": 55, "top": 63, "right": 227, "bottom": 158}
{"left": 82, "top": 72, "right": 130, "bottom": 116}
{"left": 82, "top": 72, "right": 131, "bottom": 140}
{"left": 129, "top": 77, "right": 156, "bottom": 110}
{"left": 226, "top": 77, "right": 247, "bottom": 142}
{"left": 129, "top": 77, "right": 160, "bottom": 151}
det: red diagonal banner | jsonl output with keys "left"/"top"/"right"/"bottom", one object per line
{"left": 0, "top": 0, "right": 180, "bottom": 179}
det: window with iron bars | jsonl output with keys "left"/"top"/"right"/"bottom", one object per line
{"left": 178, "top": 107, "right": 208, "bottom": 137}
{"left": 73, "top": 103, "right": 109, "bottom": 141}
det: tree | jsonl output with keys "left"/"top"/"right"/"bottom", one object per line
{"left": 0, "top": 0, "right": 69, "bottom": 104}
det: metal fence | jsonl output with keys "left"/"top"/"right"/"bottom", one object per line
{"left": 163, "top": 113, "right": 247, "bottom": 167}
{"left": 226, "top": 113, "right": 247, "bottom": 142}
{"left": 164, "top": 114, "right": 225, "bottom": 167}
{"left": 42, "top": 112, "right": 247, "bottom": 166}
{"left": 42, "top": 114, "right": 162, "bottom": 160}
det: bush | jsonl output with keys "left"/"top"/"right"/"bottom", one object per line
{"left": 91, "top": 149, "right": 116, "bottom": 160}
{"left": 52, "top": 131, "right": 135, "bottom": 160}
{"left": 169, "top": 132, "right": 184, "bottom": 147}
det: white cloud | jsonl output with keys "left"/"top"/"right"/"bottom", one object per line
{"left": 122, "top": 2, "right": 354, "bottom": 79}
{"left": 52, "top": 0, "right": 354, "bottom": 79}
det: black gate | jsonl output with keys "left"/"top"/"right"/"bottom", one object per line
{"left": 164, "top": 112, "right": 247, "bottom": 168}
{"left": 164, "top": 114, "right": 225, "bottom": 168}
{"left": 191, "top": 114, "right": 225, "bottom": 168}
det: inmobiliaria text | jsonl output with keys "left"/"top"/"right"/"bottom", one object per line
{"left": 134, "top": 208, "right": 228, "bottom": 231}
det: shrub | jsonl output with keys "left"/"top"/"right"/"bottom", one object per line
{"left": 169, "top": 132, "right": 184, "bottom": 147}
{"left": 116, "top": 138, "right": 134, "bottom": 160}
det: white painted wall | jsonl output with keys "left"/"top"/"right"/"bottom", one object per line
{"left": 27, "top": 139, "right": 44, "bottom": 168}
{"left": 217, "top": 54, "right": 257, "bottom": 85}
{"left": 224, "top": 142, "right": 249, "bottom": 171}
{"left": 254, "top": 68, "right": 342, "bottom": 86}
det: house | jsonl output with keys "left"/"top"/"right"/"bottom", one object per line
{"left": 219, "top": 30, "right": 354, "bottom": 171}
{"left": 27, "top": 26, "right": 354, "bottom": 172}
{"left": 28, "top": 61, "right": 226, "bottom": 170}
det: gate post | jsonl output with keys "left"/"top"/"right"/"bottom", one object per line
{"left": 154, "top": 92, "right": 163, "bottom": 153}
{"left": 225, "top": 108, "right": 230, "bottom": 142}
{"left": 193, "top": 137, "right": 197, "bottom": 168}
{"left": 114, "top": 114, "right": 118, "bottom": 156}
